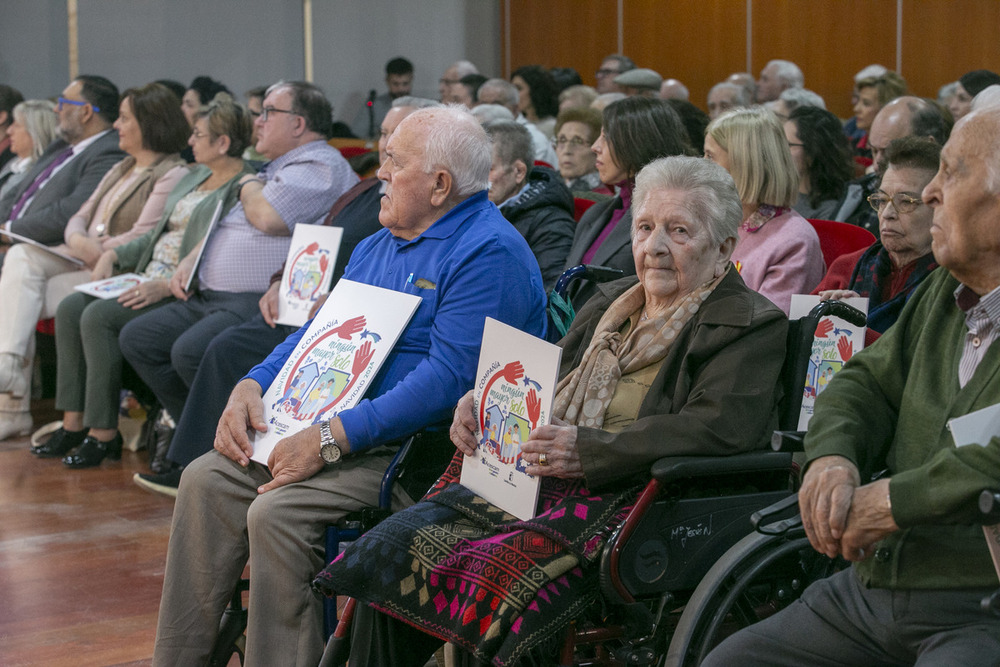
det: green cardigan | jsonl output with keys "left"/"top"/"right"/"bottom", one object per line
{"left": 112, "top": 162, "right": 256, "bottom": 273}
{"left": 805, "top": 267, "right": 1000, "bottom": 589}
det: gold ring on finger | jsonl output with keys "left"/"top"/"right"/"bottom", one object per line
{"left": 538, "top": 452, "right": 548, "bottom": 466}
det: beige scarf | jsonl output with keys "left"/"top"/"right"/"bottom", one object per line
{"left": 552, "top": 270, "right": 727, "bottom": 428}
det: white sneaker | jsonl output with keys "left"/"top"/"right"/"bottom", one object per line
{"left": 0, "top": 412, "right": 33, "bottom": 441}
{"left": 0, "top": 354, "right": 28, "bottom": 398}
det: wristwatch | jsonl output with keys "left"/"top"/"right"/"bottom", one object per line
{"left": 319, "top": 420, "right": 343, "bottom": 465}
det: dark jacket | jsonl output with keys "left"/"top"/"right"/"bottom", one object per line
{"left": 561, "top": 193, "right": 637, "bottom": 310}
{"left": 558, "top": 268, "right": 788, "bottom": 488}
{"left": 833, "top": 171, "right": 880, "bottom": 239}
{"left": 0, "top": 131, "right": 126, "bottom": 245}
{"left": 499, "top": 166, "right": 575, "bottom": 291}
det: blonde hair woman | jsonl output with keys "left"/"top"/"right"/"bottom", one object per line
{"left": 704, "top": 106, "right": 824, "bottom": 313}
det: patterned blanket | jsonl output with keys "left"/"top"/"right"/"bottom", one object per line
{"left": 313, "top": 452, "right": 640, "bottom": 665}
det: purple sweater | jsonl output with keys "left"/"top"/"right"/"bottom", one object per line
{"left": 731, "top": 209, "right": 825, "bottom": 314}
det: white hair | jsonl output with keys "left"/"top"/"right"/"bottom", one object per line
{"left": 471, "top": 104, "right": 514, "bottom": 125}
{"left": 591, "top": 92, "right": 626, "bottom": 112}
{"left": 767, "top": 60, "right": 804, "bottom": 89}
{"left": 938, "top": 81, "right": 959, "bottom": 105}
{"left": 778, "top": 87, "right": 826, "bottom": 111}
{"left": 632, "top": 156, "right": 742, "bottom": 247}
{"left": 452, "top": 60, "right": 479, "bottom": 78}
{"left": 478, "top": 78, "right": 519, "bottom": 111}
{"left": 709, "top": 82, "right": 751, "bottom": 107}
{"left": 855, "top": 64, "right": 888, "bottom": 83}
{"left": 411, "top": 105, "right": 491, "bottom": 199}
{"left": 391, "top": 96, "right": 440, "bottom": 110}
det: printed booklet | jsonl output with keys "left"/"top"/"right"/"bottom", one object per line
{"left": 949, "top": 403, "right": 1000, "bottom": 581}
{"left": 276, "top": 224, "right": 344, "bottom": 327}
{"left": 0, "top": 229, "right": 84, "bottom": 266}
{"left": 74, "top": 273, "right": 150, "bottom": 299}
{"left": 789, "top": 295, "right": 869, "bottom": 430}
{"left": 460, "top": 317, "right": 562, "bottom": 521}
{"left": 251, "top": 279, "right": 421, "bottom": 465}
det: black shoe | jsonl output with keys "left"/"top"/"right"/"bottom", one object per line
{"left": 62, "top": 432, "right": 123, "bottom": 468}
{"left": 133, "top": 467, "right": 183, "bottom": 498}
{"left": 31, "top": 427, "right": 87, "bottom": 458}
{"left": 150, "top": 424, "right": 175, "bottom": 474}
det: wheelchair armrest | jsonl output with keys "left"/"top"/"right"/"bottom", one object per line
{"left": 650, "top": 451, "right": 793, "bottom": 484}
{"left": 771, "top": 430, "right": 805, "bottom": 452}
{"left": 979, "top": 490, "right": 1000, "bottom": 522}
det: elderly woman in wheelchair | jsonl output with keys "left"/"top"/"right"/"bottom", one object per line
{"left": 312, "top": 155, "right": 790, "bottom": 666}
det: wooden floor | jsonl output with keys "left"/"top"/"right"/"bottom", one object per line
{"left": 0, "top": 400, "right": 178, "bottom": 667}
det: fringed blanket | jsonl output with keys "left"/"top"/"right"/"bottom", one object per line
{"left": 313, "top": 453, "right": 640, "bottom": 665}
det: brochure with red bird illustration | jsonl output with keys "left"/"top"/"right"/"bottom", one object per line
{"left": 276, "top": 224, "right": 344, "bottom": 327}
{"left": 460, "top": 317, "right": 562, "bottom": 521}
{"left": 74, "top": 273, "right": 150, "bottom": 299}
{"left": 251, "top": 279, "right": 421, "bottom": 465}
{"left": 789, "top": 295, "right": 869, "bottom": 430}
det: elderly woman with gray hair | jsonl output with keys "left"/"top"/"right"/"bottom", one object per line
{"left": 313, "top": 155, "right": 788, "bottom": 666}
{"left": 0, "top": 100, "right": 58, "bottom": 201}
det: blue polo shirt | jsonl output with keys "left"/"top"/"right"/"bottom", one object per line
{"left": 244, "top": 191, "right": 547, "bottom": 451}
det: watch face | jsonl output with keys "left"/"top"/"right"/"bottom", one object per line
{"left": 321, "top": 444, "right": 342, "bottom": 464}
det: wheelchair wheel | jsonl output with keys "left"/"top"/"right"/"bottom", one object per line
{"left": 663, "top": 529, "right": 841, "bottom": 667}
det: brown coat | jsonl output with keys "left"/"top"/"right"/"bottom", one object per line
{"left": 77, "top": 153, "right": 186, "bottom": 237}
{"left": 558, "top": 267, "right": 788, "bottom": 489}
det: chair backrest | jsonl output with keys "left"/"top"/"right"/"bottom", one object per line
{"left": 573, "top": 197, "right": 596, "bottom": 222}
{"left": 807, "top": 218, "right": 876, "bottom": 268}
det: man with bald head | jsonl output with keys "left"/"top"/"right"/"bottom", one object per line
{"left": 438, "top": 59, "right": 478, "bottom": 102}
{"left": 659, "top": 78, "right": 689, "bottom": 101}
{"left": 834, "top": 96, "right": 949, "bottom": 234}
{"left": 152, "top": 105, "right": 547, "bottom": 666}
{"left": 705, "top": 107, "right": 1000, "bottom": 667}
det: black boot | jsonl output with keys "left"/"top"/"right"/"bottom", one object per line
{"left": 31, "top": 427, "right": 87, "bottom": 458}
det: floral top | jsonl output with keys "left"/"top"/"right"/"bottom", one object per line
{"left": 141, "top": 189, "right": 211, "bottom": 279}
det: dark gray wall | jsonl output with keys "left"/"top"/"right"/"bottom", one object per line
{"left": 0, "top": 0, "right": 500, "bottom": 129}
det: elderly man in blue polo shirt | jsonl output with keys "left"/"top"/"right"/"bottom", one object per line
{"left": 152, "top": 105, "right": 548, "bottom": 666}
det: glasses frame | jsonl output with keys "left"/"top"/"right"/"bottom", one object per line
{"left": 259, "top": 106, "right": 300, "bottom": 122}
{"left": 867, "top": 192, "right": 924, "bottom": 214}
{"left": 57, "top": 97, "right": 100, "bottom": 113}
{"left": 551, "top": 136, "right": 591, "bottom": 151}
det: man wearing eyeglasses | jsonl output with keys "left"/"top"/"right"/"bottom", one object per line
{"left": 594, "top": 54, "right": 635, "bottom": 94}
{"left": 705, "top": 107, "right": 1000, "bottom": 667}
{"left": 119, "top": 81, "right": 357, "bottom": 449}
{"left": 0, "top": 76, "right": 125, "bottom": 250}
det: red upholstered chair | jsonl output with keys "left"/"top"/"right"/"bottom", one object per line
{"left": 573, "top": 197, "right": 597, "bottom": 223}
{"left": 807, "top": 218, "right": 876, "bottom": 268}
{"left": 533, "top": 159, "right": 554, "bottom": 169}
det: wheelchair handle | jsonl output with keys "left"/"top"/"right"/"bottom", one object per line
{"left": 553, "top": 264, "right": 625, "bottom": 297}
{"left": 806, "top": 300, "right": 868, "bottom": 327}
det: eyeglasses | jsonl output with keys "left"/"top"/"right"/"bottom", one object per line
{"left": 439, "top": 78, "right": 460, "bottom": 86}
{"left": 552, "top": 136, "right": 590, "bottom": 150}
{"left": 595, "top": 68, "right": 619, "bottom": 78}
{"left": 786, "top": 142, "right": 804, "bottom": 148}
{"left": 867, "top": 192, "right": 924, "bottom": 214}
{"left": 57, "top": 97, "right": 99, "bottom": 113}
{"left": 190, "top": 129, "right": 211, "bottom": 140}
{"left": 259, "top": 106, "right": 299, "bottom": 122}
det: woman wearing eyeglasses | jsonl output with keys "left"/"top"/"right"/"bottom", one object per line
{"left": 551, "top": 106, "right": 607, "bottom": 194}
{"left": 0, "top": 83, "right": 189, "bottom": 443}
{"left": 813, "top": 137, "right": 940, "bottom": 339}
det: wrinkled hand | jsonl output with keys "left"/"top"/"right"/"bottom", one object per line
{"left": 498, "top": 361, "right": 524, "bottom": 384}
{"left": 525, "top": 389, "right": 541, "bottom": 429}
{"left": 91, "top": 250, "right": 117, "bottom": 281}
{"left": 814, "top": 318, "right": 834, "bottom": 338}
{"left": 817, "top": 289, "right": 861, "bottom": 302}
{"left": 450, "top": 390, "right": 479, "bottom": 456}
{"left": 839, "top": 478, "right": 897, "bottom": 561}
{"left": 170, "top": 245, "right": 200, "bottom": 301}
{"left": 214, "top": 379, "right": 267, "bottom": 466}
{"left": 837, "top": 336, "right": 854, "bottom": 361}
{"left": 260, "top": 281, "right": 281, "bottom": 327}
{"left": 520, "top": 418, "right": 583, "bottom": 478}
{"left": 799, "top": 455, "right": 860, "bottom": 558}
{"left": 117, "top": 279, "right": 171, "bottom": 310}
{"left": 332, "top": 315, "right": 365, "bottom": 340}
{"left": 308, "top": 293, "right": 330, "bottom": 319}
{"left": 259, "top": 424, "right": 325, "bottom": 493}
